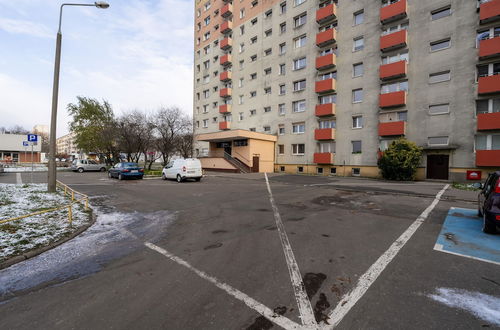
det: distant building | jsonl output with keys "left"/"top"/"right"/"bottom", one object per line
{"left": 33, "top": 125, "right": 49, "bottom": 135}
{"left": 0, "top": 133, "right": 41, "bottom": 163}
{"left": 56, "top": 133, "right": 81, "bottom": 157}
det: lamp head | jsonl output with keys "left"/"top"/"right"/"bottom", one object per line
{"left": 95, "top": 1, "right": 110, "bottom": 9}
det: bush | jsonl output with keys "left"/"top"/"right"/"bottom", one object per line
{"left": 378, "top": 138, "right": 423, "bottom": 181}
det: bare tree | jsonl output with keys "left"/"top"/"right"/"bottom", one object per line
{"left": 154, "top": 107, "right": 191, "bottom": 166}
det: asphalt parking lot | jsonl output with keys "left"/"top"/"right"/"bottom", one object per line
{"left": 0, "top": 170, "right": 499, "bottom": 329}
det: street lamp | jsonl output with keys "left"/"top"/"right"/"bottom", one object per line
{"left": 47, "top": 2, "right": 110, "bottom": 192}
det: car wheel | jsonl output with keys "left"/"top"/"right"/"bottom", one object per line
{"left": 78, "top": 168, "right": 84, "bottom": 173}
{"left": 100, "top": 167, "right": 106, "bottom": 172}
{"left": 108, "top": 172, "right": 112, "bottom": 179}
{"left": 139, "top": 176, "right": 143, "bottom": 180}
{"left": 161, "top": 173, "right": 167, "bottom": 180}
{"left": 176, "top": 174, "right": 182, "bottom": 183}
{"left": 195, "top": 177, "right": 201, "bottom": 182}
{"left": 119, "top": 174, "right": 123, "bottom": 181}
{"left": 482, "top": 213, "right": 496, "bottom": 234}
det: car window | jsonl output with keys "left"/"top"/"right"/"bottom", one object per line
{"left": 89, "top": 160, "right": 97, "bottom": 164}
{"left": 166, "top": 162, "right": 174, "bottom": 168}
{"left": 484, "top": 174, "right": 496, "bottom": 195}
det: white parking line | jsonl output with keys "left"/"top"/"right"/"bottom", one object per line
{"left": 264, "top": 173, "right": 318, "bottom": 329}
{"left": 16, "top": 173, "right": 22, "bottom": 184}
{"left": 144, "top": 242, "right": 303, "bottom": 330}
{"left": 323, "top": 184, "right": 450, "bottom": 329}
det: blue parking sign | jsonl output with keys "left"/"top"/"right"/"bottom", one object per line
{"left": 27, "top": 134, "right": 38, "bottom": 142}
{"left": 23, "top": 141, "right": 29, "bottom": 147}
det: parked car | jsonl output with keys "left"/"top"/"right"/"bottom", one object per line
{"left": 71, "top": 159, "right": 106, "bottom": 173}
{"left": 162, "top": 158, "right": 202, "bottom": 182}
{"left": 475, "top": 171, "right": 500, "bottom": 234}
{"left": 0, "top": 164, "right": 4, "bottom": 174}
{"left": 108, "top": 162, "right": 144, "bottom": 180}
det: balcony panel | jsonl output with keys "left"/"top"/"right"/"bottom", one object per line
{"left": 479, "top": 37, "right": 500, "bottom": 59}
{"left": 315, "top": 78, "right": 336, "bottom": 94}
{"left": 315, "top": 53, "right": 336, "bottom": 70}
{"left": 315, "top": 103, "right": 336, "bottom": 117}
{"left": 316, "top": 3, "right": 337, "bottom": 23}
{"left": 380, "top": 0, "right": 407, "bottom": 23}
{"left": 380, "top": 30, "right": 407, "bottom": 52}
{"left": 314, "top": 152, "right": 334, "bottom": 164}
{"left": 477, "top": 112, "right": 500, "bottom": 130}
{"left": 379, "top": 91, "right": 406, "bottom": 108}
{"left": 219, "top": 71, "right": 232, "bottom": 82}
{"left": 220, "top": 21, "right": 233, "bottom": 34}
{"left": 379, "top": 60, "right": 407, "bottom": 80}
{"left": 221, "top": 3, "right": 233, "bottom": 18}
{"left": 476, "top": 150, "right": 500, "bottom": 166}
{"left": 220, "top": 54, "right": 232, "bottom": 66}
{"left": 220, "top": 37, "right": 232, "bottom": 50}
{"left": 316, "top": 29, "right": 336, "bottom": 47}
{"left": 219, "top": 121, "right": 231, "bottom": 130}
{"left": 378, "top": 121, "right": 406, "bottom": 136}
{"left": 219, "top": 104, "right": 232, "bottom": 113}
{"left": 480, "top": 0, "right": 500, "bottom": 23}
{"left": 219, "top": 88, "right": 232, "bottom": 98}
{"left": 478, "top": 75, "right": 500, "bottom": 95}
{"left": 314, "top": 128, "right": 336, "bottom": 140}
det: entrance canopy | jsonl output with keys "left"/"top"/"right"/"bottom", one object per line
{"left": 196, "top": 129, "right": 277, "bottom": 143}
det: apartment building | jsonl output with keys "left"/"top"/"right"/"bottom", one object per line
{"left": 193, "top": 0, "right": 500, "bottom": 180}
{"left": 56, "top": 133, "right": 81, "bottom": 157}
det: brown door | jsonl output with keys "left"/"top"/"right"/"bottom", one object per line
{"left": 427, "top": 154, "right": 449, "bottom": 180}
{"left": 252, "top": 156, "right": 259, "bottom": 172}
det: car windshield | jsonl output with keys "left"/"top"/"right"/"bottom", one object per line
{"left": 123, "top": 163, "right": 138, "bottom": 168}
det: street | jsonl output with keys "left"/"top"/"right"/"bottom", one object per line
{"left": 0, "top": 171, "right": 499, "bottom": 329}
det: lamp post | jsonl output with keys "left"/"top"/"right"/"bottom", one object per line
{"left": 48, "top": 1, "right": 109, "bottom": 192}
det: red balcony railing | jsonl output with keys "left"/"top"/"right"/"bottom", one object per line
{"left": 314, "top": 128, "right": 336, "bottom": 140}
{"left": 380, "top": 0, "right": 407, "bottom": 23}
{"left": 479, "top": 37, "right": 500, "bottom": 59}
{"left": 316, "top": 3, "right": 337, "bottom": 24}
{"left": 220, "top": 37, "right": 232, "bottom": 50}
{"left": 315, "top": 103, "right": 336, "bottom": 117}
{"left": 480, "top": 0, "right": 500, "bottom": 23}
{"left": 220, "top": 54, "right": 232, "bottom": 66}
{"left": 379, "top": 91, "right": 406, "bottom": 108}
{"left": 379, "top": 60, "right": 407, "bottom": 80}
{"left": 221, "top": 3, "right": 233, "bottom": 18}
{"left": 219, "top": 104, "right": 232, "bottom": 113}
{"left": 478, "top": 75, "right": 500, "bottom": 95}
{"left": 219, "top": 121, "right": 231, "bottom": 130}
{"left": 477, "top": 112, "right": 500, "bottom": 130}
{"left": 380, "top": 30, "right": 407, "bottom": 52}
{"left": 378, "top": 121, "right": 406, "bottom": 136}
{"left": 314, "top": 152, "right": 334, "bottom": 164}
{"left": 219, "top": 71, "right": 232, "bottom": 82}
{"left": 220, "top": 88, "right": 232, "bottom": 98}
{"left": 315, "top": 79, "right": 336, "bottom": 93}
{"left": 476, "top": 150, "right": 500, "bottom": 166}
{"left": 315, "top": 53, "right": 336, "bottom": 70}
{"left": 316, "top": 29, "right": 336, "bottom": 47}
{"left": 221, "top": 21, "right": 233, "bottom": 34}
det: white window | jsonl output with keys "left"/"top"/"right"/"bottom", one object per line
{"left": 382, "top": 50, "right": 409, "bottom": 64}
{"left": 204, "top": 16, "right": 211, "bottom": 26}
{"left": 239, "top": 60, "right": 244, "bottom": 69}
{"left": 382, "top": 22, "right": 408, "bottom": 36}
{"left": 319, "top": 142, "right": 335, "bottom": 153}
{"left": 250, "top": 54, "right": 257, "bottom": 62}
{"left": 265, "top": 9, "right": 272, "bottom": 18}
{"left": 203, "top": 31, "right": 211, "bottom": 41}
{"left": 203, "top": 104, "right": 209, "bottom": 113}
{"left": 239, "top": 78, "right": 244, "bottom": 87}
{"left": 429, "top": 104, "right": 450, "bottom": 115}
{"left": 251, "top": 18, "right": 257, "bottom": 25}
{"left": 292, "top": 144, "right": 305, "bottom": 155}
{"left": 476, "top": 98, "right": 500, "bottom": 115}
{"left": 354, "top": 10, "right": 364, "bottom": 26}
{"left": 240, "top": 8, "right": 245, "bottom": 18}
{"left": 429, "top": 71, "right": 451, "bottom": 84}
{"left": 278, "top": 124, "right": 285, "bottom": 135}
{"left": 203, "top": 75, "right": 209, "bottom": 83}
{"left": 428, "top": 136, "right": 449, "bottom": 146}
{"left": 352, "top": 116, "right": 363, "bottom": 129}
{"left": 203, "top": 60, "right": 210, "bottom": 69}
{"left": 203, "top": 89, "right": 210, "bottom": 98}
{"left": 251, "top": 0, "right": 258, "bottom": 8}
{"left": 352, "top": 141, "right": 362, "bottom": 153}
{"left": 279, "top": 103, "right": 286, "bottom": 115}
{"left": 352, "top": 89, "right": 363, "bottom": 103}
{"left": 279, "top": 63, "right": 286, "bottom": 75}
{"left": 202, "top": 119, "right": 208, "bottom": 128}
{"left": 280, "top": 2, "right": 287, "bottom": 14}
{"left": 238, "top": 95, "right": 244, "bottom": 104}
{"left": 263, "top": 126, "right": 271, "bottom": 133}
{"left": 239, "top": 43, "right": 245, "bottom": 53}
{"left": 265, "top": 29, "right": 272, "bottom": 37}
{"left": 319, "top": 120, "right": 335, "bottom": 129}
{"left": 353, "top": 63, "right": 364, "bottom": 77}
{"left": 279, "top": 84, "right": 286, "bottom": 95}
{"left": 294, "top": 0, "right": 306, "bottom": 6}
{"left": 293, "top": 100, "right": 306, "bottom": 112}
{"left": 353, "top": 37, "right": 364, "bottom": 51}
{"left": 280, "top": 22, "right": 286, "bottom": 33}
{"left": 381, "top": 80, "right": 408, "bottom": 94}
{"left": 430, "top": 38, "right": 451, "bottom": 51}
{"left": 293, "top": 57, "right": 307, "bottom": 70}
{"left": 204, "top": 1, "right": 211, "bottom": 11}
{"left": 250, "top": 73, "right": 257, "bottom": 80}
{"left": 250, "top": 109, "right": 257, "bottom": 116}
{"left": 279, "top": 43, "right": 287, "bottom": 54}
{"left": 319, "top": 94, "right": 336, "bottom": 104}
{"left": 292, "top": 122, "right": 305, "bottom": 134}
{"left": 431, "top": 6, "right": 451, "bottom": 20}
{"left": 240, "top": 25, "right": 245, "bottom": 35}
{"left": 250, "top": 91, "right": 257, "bottom": 97}
{"left": 264, "top": 48, "right": 272, "bottom": 56}
{"left": 293, "top": 79, "right": 306, "bottom": 91}
{"left": 212, "top": 117, "right": 218, "bottom": 123}
{"left": 476, "top": 134, "right": 500, "bottom": 150}
{"left": 264, "top": 67, "right": 272, "bottom": 75}
{"left": 278, "top": 144, "right": 285, "bottom": 155}
{"left": 264, "top": 87, "right": 271, "bottom": 94}
{"left": 294, "top": 13, "right": 307, "bottom": 27}
{"left": 239, "top": 112, "right": 244, "bottom": 121}
{"left": 294, "top": 35, "right": 307, "bottom": 48}
{"left": 250, "top": 36, "right": 257, "bottom": 44}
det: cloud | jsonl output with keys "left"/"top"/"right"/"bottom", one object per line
{"left": 0, "top": 18, "right": 52, "bottom": 38}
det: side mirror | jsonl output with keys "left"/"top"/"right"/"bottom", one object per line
{"left": 472, "top": 182, "right": 482, "bottom": 189}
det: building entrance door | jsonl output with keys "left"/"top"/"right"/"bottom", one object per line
{"left": 252, "top": 156, "right": 259, "bottom": 172}
{"left": 224, "top": 146, "right": 232, "bottom": 155}
{"left": 427, "top": 154, "right": 449, "bottom": 180}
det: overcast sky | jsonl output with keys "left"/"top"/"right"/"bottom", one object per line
{"left": 0, "top": 0, "right": 194, "bottom": 137}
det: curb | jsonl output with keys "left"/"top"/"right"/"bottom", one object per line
{"left": 0, "top": 210, "right": 97, "bottom": 270}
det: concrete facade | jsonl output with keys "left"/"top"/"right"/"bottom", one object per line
{"left": 193, "top": 0, "right": 500, "bottom": 180}
{"left": 0, "top": 133, "right": 42, "bottom": 163}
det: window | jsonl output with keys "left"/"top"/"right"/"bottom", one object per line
{"left": 293, "top": 100, "right": 306, "bottom": 112}
{"left": 203, "top": 75, "right": 209, "bottom": 83}
{"left": 203, "top": 31, "right": 211, "bottom": 41}
{"left": 279, "top": 103, "right": 286, "bottom": 115}
{"left": 264, "top": 87, "right": 271, "bottom": 94}
{"left": 354, "top": 10, "right": 364, "bottom": 26}
{"left": 292, "top": 122, "right": 305, "bottom": 134}
{"left": 353, "top": 63, "right": 364, "bottom": 77}
{"left": 239, "top": 112, "right": 244, "bottom": 121}
{"left": 352, "top": 89, "right": 363, "bottom": 103}
{"left": 430, "top": 38, "right": 451, "bottom": 51}
{"left": 251, "top": 18, "right": 258, "bottom": 25}
{"left": 319, "top": 94, "right": 336, "bottom": 104}
{"left": 250, "top": 54, "right": 257, "bottom": 62}
{"left": 297, "top": 166, "right": 304, "bottom": 173}
{"left": 203, "top": 104, "right": 209, "bottom": 113}
{"left": 265, "top": 9, "right": 272, "bottom": 18}
{"left": 320, "top": 142, "right": 335, "bottom": 153}
{"left": 280, "top": 2, "right": 287, "bottom": 14}
{"left": 279, "top": 43, "right": 287, "bottom": 55}
{"left": 203, "top": 89, "right": 210, "bottom": 98}
{"left": 250, "top": 128, "right": 256, "bottom": 132}
{"left": 278, "top": 124, "right": 285, "bottom": 135}
{"left": 204, "top": 1, "right": 211, "bottom": 11}
{"left": 330, "top": 168, "right": 336, "bottom": 175}
{"left": 431, "top": 6, "right": 451, "bottom": 20}
{"left": 202, "top": 119, "right": 208, "bottom": 128}
{"left": 429, "top": 71, "right": 451, "bottom": 84}
{"left": 280, "top": 22, "right": 287, "bottom": 34}
{"left": 317, "top": 168, "right": 323, "bottom": 174}
{"left": 239, "top": 43, "right": 245, "bottom": 53}
{"left": 240, "top": 8, "right": 245, "bottom": 19}
{"left": 203, "top": 60, "right": 210, "bottom": 69}
{"left": 279, "top": 63, "right": 286, "bottom": 75}
{"left": 382, "top": 22, "right": 408, "bottom": 36}
{"left": 240, "top": 25, "right": 245, "bottom": 35}
{"left": 264, "top": 126, "right": 271, "bottom": 133}
{"left": 264, "top": 48, "right": 272, "bottom": 56}
{"left": 352, "top": 168, "right": 361, "bottom": 176}
{"left": 251, "top": 0, "right": 258, "bottom": 8}
{"left": 239, "top": 78, "right": 244, "bottom": 87}
{"left": 294, "top": 35, "right": 307, "bottom": 48}
{"left": 293, "top": 57, "right": 307, "bottom": 70}
{"left": 476, "top": 134, "right": 500, "bottom": 150}
{"left": 212, "top": 117, "right": 218, "bottom": 123}
{"left": 352, "top": 141, "right": 362, "bottom": 153}
{"left": 250, "top": 109, "right": 257, "bottom": 116}
{"left": 264, "top": 67, "right": 272, "bottom": 75}
{"left": 319, "top": 120, "right": 335, "bottom": 129}
{"left": 293, "top": 79, "right": 306, "bottom": 91}
{"left": 265, "top": 29, "right": 272, "bottom": 37}
{"left": 381, "top": 80, "right": 408, "bottom": 94}
{"left": 238, "top": 95, "right": 244, "bottom": 104}
{"left": 353, "top": 37, "right": 364, "bottom": 51}
{"left": 278, "top": 144, "right": 285, "bottom": 154}
{"left": 250, "top": 91, "right": 257, "bottom": 97}
{"left": 204, "top": 16, "right": 211, "bottom": 26}
{"left": 292, "top": 144, "right": 305, "bottom": 155}
{"left": 279, "top": 84, "right": 286, "bottom": 95}
{"left": 428, "top": 136, "right": 449, "bottom": 146}
{"left": 476, "top": 98, "right": 500, "bottom": 115}
{"left": 250, "top": 36, "right": 257, "bottom": 44}
{"left": 280, "top": 166, "right": 286, "bottom": 172}
{"left": 294, "top": 13, "right": 307, "bottom": 28}
{"left": 352, "top": 116, "right": 363, "bottom": 128}
{"left": 250, "top": 73, "right": 257, "bottom": 80}
{"left": 382, "top": 50, "right": 409, "bottom": 64}
{"left": 294, "top": 0, "right": 306, "bottom": 6}
{"left": 239, "top": 60, "right": 244, "bottom": 69}
{"left": 234, "top": 139, "right": 248, "bottom": 147}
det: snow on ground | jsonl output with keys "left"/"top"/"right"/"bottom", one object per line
{"left": 3, "top": 166, "right": 69, "bottom": 172}
{"left": 0, "top": 183, "right": 91, "bottom": 262}
{"left": 428, "top": 287, "right": 500, "bottom": 326}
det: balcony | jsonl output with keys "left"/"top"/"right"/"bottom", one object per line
{"left": 316, "top": 29, "right": 336, "bottom": 47}
{"left": 379, "top": 60, "right": 407, "bottom": 80}
{"left": 478, "top": 74, "right": 500, "bottom": 95}
{"left": 316, "top": 53, "right": 336, "bottom": 70}
{"left": 316, "top": 3, "right": 337, "bottom": 24}
{"left": 220, "top": 71, "right": 232, "bottom": 82}
{"left": 379, "top": 91, "right": 406, "bottom": 108}
{"left": 315, "top": 78, "right": 336, "bottom": 94}
{"left": 477, "top": 112, "right": 500, "bottom": 130}
{"left": 476, "top": 150, "right": 500, "bottom": 166}
{"left": 479, "top": 37, "right": 500, "bottom": 59}
{"left": 221, "top": 21, "right": 233, "bottom": 34}
{"left": 219, "top": 104, "right": 232, "bottom": 114}
{"left": 380, "top": 30, "right": 407, "bottom": 52}
{"left": 315, "top": 103, "right": 336, "bottom": 117}
{"left": 220, "top": 88, "right": 232, "bottom": 98}
{"left": 221, "top": 3, "right": 232, "bottom": 18}
{"left": 219, "top": 121, "right": 231, "bottom": 130}
{"left": 314, "top": 152, "right": 334, "bottom": 164}
{"left": 220, "top": 37, "right": 232, "bottom": 50}
{"left": 220, "top": 54, "right": 232, "bottom": 66}
{"left": 378, "top": 121, "right": 406, "bottom": 136}
{"left": 480, "top": 0, "right": 500, "bottom": 23}
{"left": 314, "top": 128, "right": 336, "bottom": 140}
{"left": 380, "top": 0, "right": 407, "bottom": 24}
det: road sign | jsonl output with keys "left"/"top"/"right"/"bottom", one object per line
{"left": 23, "top": 141, "right": 29, "bottom": 147}
{"left": 27, "top": 134, "right": 38, "bottom": 142}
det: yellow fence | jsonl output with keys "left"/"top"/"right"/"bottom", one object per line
{"left": 0, "top": 180, "right": 90, "bottom": 226}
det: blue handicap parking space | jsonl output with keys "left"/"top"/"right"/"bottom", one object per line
{"left": 434, "top": 208, "right": 500, "bottom": 266}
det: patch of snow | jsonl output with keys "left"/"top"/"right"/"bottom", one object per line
{"left": 4, "top": 167, "right": 69, "bottom": 172}
{"left": 428, "top": 287, "right": 500, "bottom": 326}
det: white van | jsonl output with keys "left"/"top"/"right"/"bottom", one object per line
{"left": 162, "top": 158, "right": 203, "bottom": 182}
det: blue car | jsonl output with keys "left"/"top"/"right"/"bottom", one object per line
{"left": 477, "top": 171, "right": 500, "bottom": 234}
{"left": 108, "top": 162, "right": 144, "bottom": 180}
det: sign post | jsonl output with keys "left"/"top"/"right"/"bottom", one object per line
{"left": 27, "top": 134, "right": 38, "bottom": 184}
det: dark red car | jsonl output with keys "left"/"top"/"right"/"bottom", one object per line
{"left": 477, "top": 171, "right": 500, "bottom": 234}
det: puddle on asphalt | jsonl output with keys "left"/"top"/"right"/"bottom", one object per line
{"left": 0, "top": 203, "right": 175, "bottom": 302}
